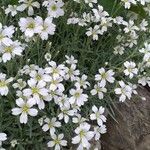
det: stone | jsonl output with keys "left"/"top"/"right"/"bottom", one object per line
{"left": 101, "top": 87, "right": 150, "bottom": 150}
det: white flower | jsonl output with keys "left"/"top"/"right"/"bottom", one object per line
{"left": 17, "top": 0, "right": 40, "bottom": 16}
{"left": 19, "top": 64, "right": 39, "bottom": 75}
{"left": 94, "top": 125, "right": 107, "bottom": 140}
{"left": 138, "top": 76, "right": 150, "bottom": 86}
{"left": 23, "top": 79, "right": 48, "bottom": 105}
{"left": 128, "top": 83, "right": 138, "bottom": 95}
{"left": 113, "top": 16, "right": 125, "bottom": 25}
{"left": 91, "top": 83, "right": 107, "bottom": 99}
{"left": 72, "top": 114, "right": 87, "bottom": 124}
{"left": 47, "top": 1, "right": 64, "bottom": 18}
{"left": 75, "top": 74, "right": 90, "bottom": 89}
{"left": 121, "top": 0, "right": 136, "bottom": 9}
{"left": 95, "top": 68, "right": 115, "bottom": 87}
{"left": 124, "top": 61, "right": 138, "bottom": 79}
{"left": 84, "top": 0, "right": 97, "bottom": 7}
{"left": 47, "top": 133, "right": 67, "bottom": 150}
{"left": 92, "top": 5, "right": 109, "bottom": 22}
{"left": 29, "top": 68, "right": 51, "bottom": 82}
{"left": 73, "top": 0, "right": 81, "bottom": 3}
{"left": 72, "top": 123, "right": 94, "bottom": 150}
{"left": 82, "top": 12, "right": 92, "bottom": 23}
{"left": 124, "top": 20, "right": 139, "bottom": 34}
{"left": 38, "top": 117, "right": 44, "bottom": 126}
{"left": 0, "top": 24, "right": 14, "bottom": 46}
{"left": 0, "top": 133, "right": 7, "bottom": 142}
{"left": 16, "top": 90, "right": 24, "bottom": 99}
{"left": 65, "top": 55, "right": 77, "bottom": 65}
{"left": 126, "top": 32, "right": 138, "bottom": 48}
{"left": 69, "top": 87, "right": 88, "bottom": 106}
{"left": 137, "top": 0, "right": 149, "bottom": 5}
{"left": 18, "top": 17, "right": 42, "bottom": 37}
{"left": 45, "top": 61, "right": 65, "bottom": 80}
{"left": 139, "top": 42, "right": 150, "bottom": 61}
{"left": 58, "top": 105, "right": 75, "bottom": 123}
{"left": 12, "top": 98, "right": 38, "bottom": 124}
{"left": 45, "top": 53, "right": 52, "bottom": 61}
{"left": 0, "top": 40, "right": 24, "bottom": 63}
{"left": 77, "top": 18, "right": 87, "bottom": 27}
{"left": 5, "top": 5, "right": 18, "bottom": 16}
{"left": 114, "top": 45, "right": 125, "bottom": 55}
{"left": 100, "top": 17, "right": 112, "bottom": 34}
{"left": 55, "top": 94, "right": 70, "bottom": 108}
{"left": 35, "top": 16, "right": 56, "bottom": 40}
{"left": 67, "top": 17, "right": 79, "bottom": 25}
{"left": 90, "top": 105, "right": 106, "bottom": 126}
{"left": 139, "top": 19, "right": 148, "bottom": 31}
{"left": 13, "top": 79, "right": 26, "bottom": 90}
{"left": 64, "top": 64, "right": 80, "bottom": 81}
{"left": 86, "top": 25, "right": 100, "bottom": 40}
{"left": 49, "top": 76, "right": 64, "bottom": 92}
{"left": 10, "top": 139, "right": 18, "bottom": 147}
{"left": 42, "top": 117, "right": 61, "bottom": 135}
{"left": 115, "top": 81, "right": 132, "bottom": 102}
{"left": 0, "top": 73, "right": 13, "bottom": 96}
{"left": 0, "top": 133, "right": 7, "bottom": 150}
{"left": 49, "top": 89, "right": 63, "bottom": 101}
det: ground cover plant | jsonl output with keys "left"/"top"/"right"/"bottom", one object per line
{"left": 0, "top": 0, "right": 150, "bottom": 149}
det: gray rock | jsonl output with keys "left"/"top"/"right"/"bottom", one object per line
{"left": 101, "top": 87, "right": 150, "bottom": 150}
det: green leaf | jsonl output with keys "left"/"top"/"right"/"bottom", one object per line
{"left": 99, "top": 0, "right": 115, "bottom": 12}
{"left": 130, "top": 4, "right": 146, "bottom": 18}
{"left": 10, "top": 0, "right": 18, "bottom": 5}
{"left": 99, "top": 0, "right": 123, "bottom": 16}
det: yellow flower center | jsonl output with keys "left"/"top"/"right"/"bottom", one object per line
{"left": 27, "top": 0, "right": 33, "bottom": 6}
{"left": 27, "top": 22, "right": 35, "bottom": 29}
{"left": 96, "top": 112, "right": 100, "bottom": 118}
{"left": 32, "top": 87, "right": 39, "bottom": 94}
{"left": 36, "top": 75, "right": 41, "bottom": 81}
{"left": 54, "top": 139, "right": 60, "bottom": 144}
{"left": 22, "top": 104, "right": 29, "bottom": 112}
{"left": 53, "top": 68, "right": 58, "bottom": 74}
{"left": 63, "top": 109, "right": 67, "bottom": 114}
{"left": 101, "top": 72, "right": 107, "bottom": 79}
{"left": 0, "top": 81, "right": 6, "bottom": 87}
{"left": 5, "top": 46, "right": 13, "bottom": 53}
{"left": 74, "top": 92, "right": 80, "bottom": 98}
{"left": 51, "top": 5, "right": 57, "bottom": 11}
{"left": 79, "top": 130, "right": 85, "bottom": 138}
{"left": 48, "top": 122, "right": 53, "bottom": 128}
{"left": 96, "top": 87, "right": 101, "bottom": 92}
{"left": 127, "top": 67, "right": 132, "bottom": 73}
{"left": 42, "top": 25, "right": 48, "bottom": 31}
{"left": 68, "top": 69, "right": 73, "bottom": 75}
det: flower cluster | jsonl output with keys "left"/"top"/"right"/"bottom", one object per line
{"left": 121, "top": 0, "right": 150, "bottom": 9}
{"left": 67, "top": 4, "right": 113, "bottom": 40}
{"left": 4, "top": 0, "right": 64, "bottom": 41}
{"left": 0, "top": 23, "right": 25, "bottom": 63}
{"left": 19, "top": 16, "right": 56, "bottom": 40}
{"left": 10, "top": 55, "right": 107, "bottom": 149}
